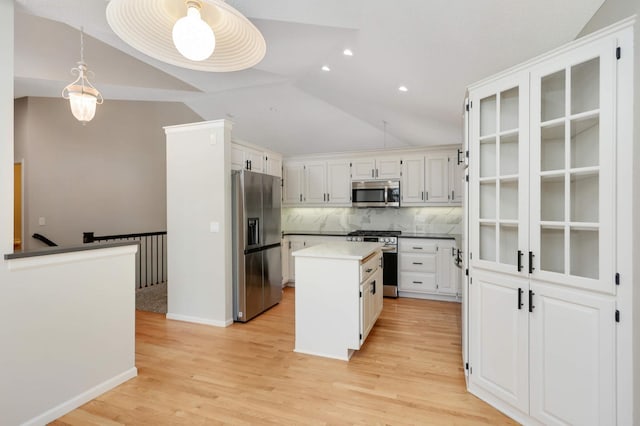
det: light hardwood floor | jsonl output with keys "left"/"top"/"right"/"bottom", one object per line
{"left": 53, "top": 288, "right": 515, "bottom": 425}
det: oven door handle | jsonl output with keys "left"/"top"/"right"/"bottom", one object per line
{"left": 380, "top": 246, "right": 396, "bottom": 252}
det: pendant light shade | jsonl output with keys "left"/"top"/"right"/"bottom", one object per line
{"left": 172, "top": 2, "right": 215, "bottom": 61}
{"left": 106, "top": 0, "right": 266, "bottom": 72}
{"left": 62, "top": 29, "right": 103, "bottom": 124}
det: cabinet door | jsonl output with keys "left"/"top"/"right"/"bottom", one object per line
{"left": 304, "top": 161, "right": 327, "bottom": 204}
{"left": 448, "top": 148, "right": 464, "bottom": 204}
{"left": 326, "top": 160, "right": 351, "bottom": 205}
{"left": 469, "top": 270, "right": 529, "bottom": 413}
{"left": 230, "top": 144, "right": 245, "bottom": 170}
{"left": 372, "top": 265, "right": 383, "bottom": 321}
{"left": 401, "top": 156, "right": 425, "bottom": 205}
{"left": 469, "top": 73, "right": 530, "bottom": 277}
{"left": 529, "top": 282, "right": 615, "bottom": 426}
{"left": 283, "top": 162, "right": 304, "bottom": 205}
{"left": 529, "top": 37, "right": 615, "bottom": 294}
{"left": 424, "top": 152, "right": 449, "bottom": 203}
{"left": 376, "top": 157, "right": 401, "bottom": 179}
{"left": 281, "top": 240, "right": 289, "bottom": 284}
{"left": 245, "top": 147, "right": 265, "bottom": 173}
{"left": 351, "top": 158, "right": 376, "bottom": 180}
{"left": 436, "top": 241, "right": 456, "bottom": 295}
{"left": 266, "top": 154, "right": 282, "bottom": 178}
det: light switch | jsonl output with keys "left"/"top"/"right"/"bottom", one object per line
{"left": 210, "top": 133, "right": 217, "bottom": 145}
{"left": 210, "top": 221, "right": 219, "bottom": 233}
{"left": 38, "top": 217, "right": 45, "bottom": 226}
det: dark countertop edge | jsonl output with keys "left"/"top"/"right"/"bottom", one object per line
{"left": 283, "top": 231, "right": 349, "bottom": 237}
{"left": 4, "top": 241, "right": 140, "bottom": 260}
{"left": 398, "top": 234, "right": 457, "bottom": 239}
{"left": 283, "top": 231, "right": 458, "bottom": 240}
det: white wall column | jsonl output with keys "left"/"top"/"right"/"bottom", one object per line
{"left": 165, "top": 119, "right": 234, "bottom": 326}
{"left": 0, "top": 0, "right": 14, "bottom": 258}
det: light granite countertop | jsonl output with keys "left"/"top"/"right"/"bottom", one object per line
{"left": 292, "top": 241, "right": 384, "bottom": 260}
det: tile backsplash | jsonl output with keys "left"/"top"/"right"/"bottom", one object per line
{"left": 282, "top": 207, "right": 462, "bottom": 234}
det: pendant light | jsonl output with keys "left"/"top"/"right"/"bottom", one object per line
{"left": 62, "top": 28, "right": 103, "bottom": 124}
{"left": 106, "top": 0, "right": 266, "bottom": 72}
{"left": 172, "top": 1, "right": 215, "bottom": 61}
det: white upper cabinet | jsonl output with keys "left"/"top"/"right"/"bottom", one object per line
{"left": 400, "top": 156, "right": 425, "bottom": 204}
{"left": 424, "top": 152, "right": 449, "bottom": 203}
{"left": 351, "top": 156, "right": 401, "bottom": 180}
{"left": 283, "top": 162, "right": 304, "bottom": 204}
{"left": 326, "top": 160, "right": 352, "bottom": 204}
{"left": 231, "top": 142, "right": 282, "bottom": 177}
{"left": 401, "top": 149, "right": 462, "bottom": 206}
{"left": 282, "top": 159, "right": 351, "bottom": 207}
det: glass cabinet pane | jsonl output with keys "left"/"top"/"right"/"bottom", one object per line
{"left": 541, "top": 70, "right": 566, "bottom": 121}
{"left": 500, "top": 133, "right": 519, "bottom": 175}
{"left": 541, "top": 227, "right": 565, "bottom": 273}
{"left": 480, "top": 224, "right": 496, "bottom": 261}
{"left": 480, "top": 95, "right": 497, "bottom": 136}
{"left": 541, "top": 175, "right": 565, "bottom": 221}
{"left": 570, "top": 117, "right": 599, "bottom": 168}
{"left": 541, "top": 123, "right": 565, "bottom": 171}
{"left": 570, "top": 229, "right": 598, "bottom": 279}
{"left": 499, "top": 225, "right": 518, "bottom": 266}
{"left": 500, "top": 180, "right": 518, "bottom": 220}
{"left": 480, "top": 139, "right": 496, "bottom": 178}
{"left": 500, "top": 87, "right": 519, "bottom": 131}
{"left": 571, "top": 58, "right": 599, "bottom": 114}
{"left": 480, "top": 182, "right": 496, "bottom": 219}
{"left": 570, "top": 173, "right": 598, "bottom": 222}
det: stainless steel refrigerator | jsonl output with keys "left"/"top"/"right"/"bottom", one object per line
{"left": 232, "top": 170, "right": 282, "bottom": 322}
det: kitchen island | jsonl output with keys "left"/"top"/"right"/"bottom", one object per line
{"left": 293, "top": 241, "right": 384, "bottom": 361}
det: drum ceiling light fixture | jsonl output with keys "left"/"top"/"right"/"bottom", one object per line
{"left": 106, "top": 0, "right": 266, "bottom": 72}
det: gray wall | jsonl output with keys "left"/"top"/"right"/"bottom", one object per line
{"left": 14, "top": 97, "right": 201, "bottom": 249}
{"left": 579, "top": 1, "right": 640, "bottom": 423}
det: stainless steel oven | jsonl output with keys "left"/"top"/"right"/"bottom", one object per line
{"left": 347, "top": 230, "right": 400, "bottom": 297}
{"left": 351, "top": 180, "right": 400, "bottom": 208}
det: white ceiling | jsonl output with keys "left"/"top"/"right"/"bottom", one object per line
{"left": 14, "top": 0, "right": 605, "bottom": 156}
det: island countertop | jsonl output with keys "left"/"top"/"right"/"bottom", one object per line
{"left": 292, "top": 241, "right": 384, "bottom": 261}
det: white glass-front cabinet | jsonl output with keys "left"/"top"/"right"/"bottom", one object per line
{"left": 467, "top": 24, "right": 627, "bottom": 425}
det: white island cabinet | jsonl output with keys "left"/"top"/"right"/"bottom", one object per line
{"left": 293, "top": 242, "right": 384, "bottom": 361}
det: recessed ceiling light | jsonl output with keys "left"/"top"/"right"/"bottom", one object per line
{"left": 398, "top": 86, "right": 408, "bottom": 92}
{"left": 321, "top": 65, "right": 331, "bottom": 71}
{"left": 343, "top": 49, "right": 353, "bottom": 56}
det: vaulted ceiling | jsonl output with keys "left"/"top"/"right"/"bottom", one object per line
{"left": 14, "top": 0, "right": 605, "bottom": 156}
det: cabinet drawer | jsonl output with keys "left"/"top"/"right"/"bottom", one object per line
{"left": 360, "top": 251, "right": 381, "bottom": 282}
{"left": 399, "top": 239, "right": 438, "bottom": 253}
{"left": 400, "top": 253, "right": 436, "bottom": 272}
{"left": 399, "top": 272, "right": 437, "bottom": 292}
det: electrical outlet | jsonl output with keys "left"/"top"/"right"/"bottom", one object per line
{"left": 38, "top": 217, "right": 45, "bottom": 226}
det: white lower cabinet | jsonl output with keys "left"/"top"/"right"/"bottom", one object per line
{"left": 284, "top": 235, "right": 344, "bottom": 285}
{"left": 398, "top": 238, "right": 459, "bottom": 299}
{"left": 469, "top": 270, "right": 616, "bottom": 425}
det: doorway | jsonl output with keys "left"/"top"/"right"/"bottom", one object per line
{"left": 14, "top": 162, "right": 22, "bottom": 251}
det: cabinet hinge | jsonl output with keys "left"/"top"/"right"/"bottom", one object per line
{"left": 616, "top": 47, "right": 621, "bottom": 60}
{"left": 466, "top": 150, "right": 469, "bottom": 158}
{"left": 465, "top": 268, "right": 469, "bottom": 276}
{"left": 350, "top": 162, "right": 352, "bottom": 167}
{"left": 360, "top": 291, "right": 362, "bottom": 297}
{"left": 615, "top": 272, "right": 620, "bottom": 285}
{"left": 470, "top": 365, "right": 473, "bottom": 374}
{"left": 360, "top": 333, "right": 363, "bottom": 340}
{"left": 465, "top": 175, "right": 469, "bottom": 182}
{"left": 469, "top": 252, "right": 472, "bottom": 259}
{"left": 465, "top": 362, "right": 469, "bottom": 370}
{"left": 465, "top": 103, "right": 469, "bottom": 112}
{"left": 400, "top": 160, "right": 403, "bottom": 165}
{"left": 615, "top": 310, "right": 620, "bottom": 323}
{"left": 470, "top": 277, "right": 473, "bottom": 284}
{"left": 265, "top": 156, "right": 268, "bottom": 161}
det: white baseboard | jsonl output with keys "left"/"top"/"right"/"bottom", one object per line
{"left": 166, "top": 312, "right": 233, "bottom": 327}
{"left": 23, "top": 367, "right": 138, "bottom": 426}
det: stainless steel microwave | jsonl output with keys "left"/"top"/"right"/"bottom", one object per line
{"left": 352, "top": 180, "right": 400, "bottom": 208}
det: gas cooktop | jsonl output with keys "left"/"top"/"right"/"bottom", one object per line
{"left": 347, "top": 230, "right": 402, "bottom": 237}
